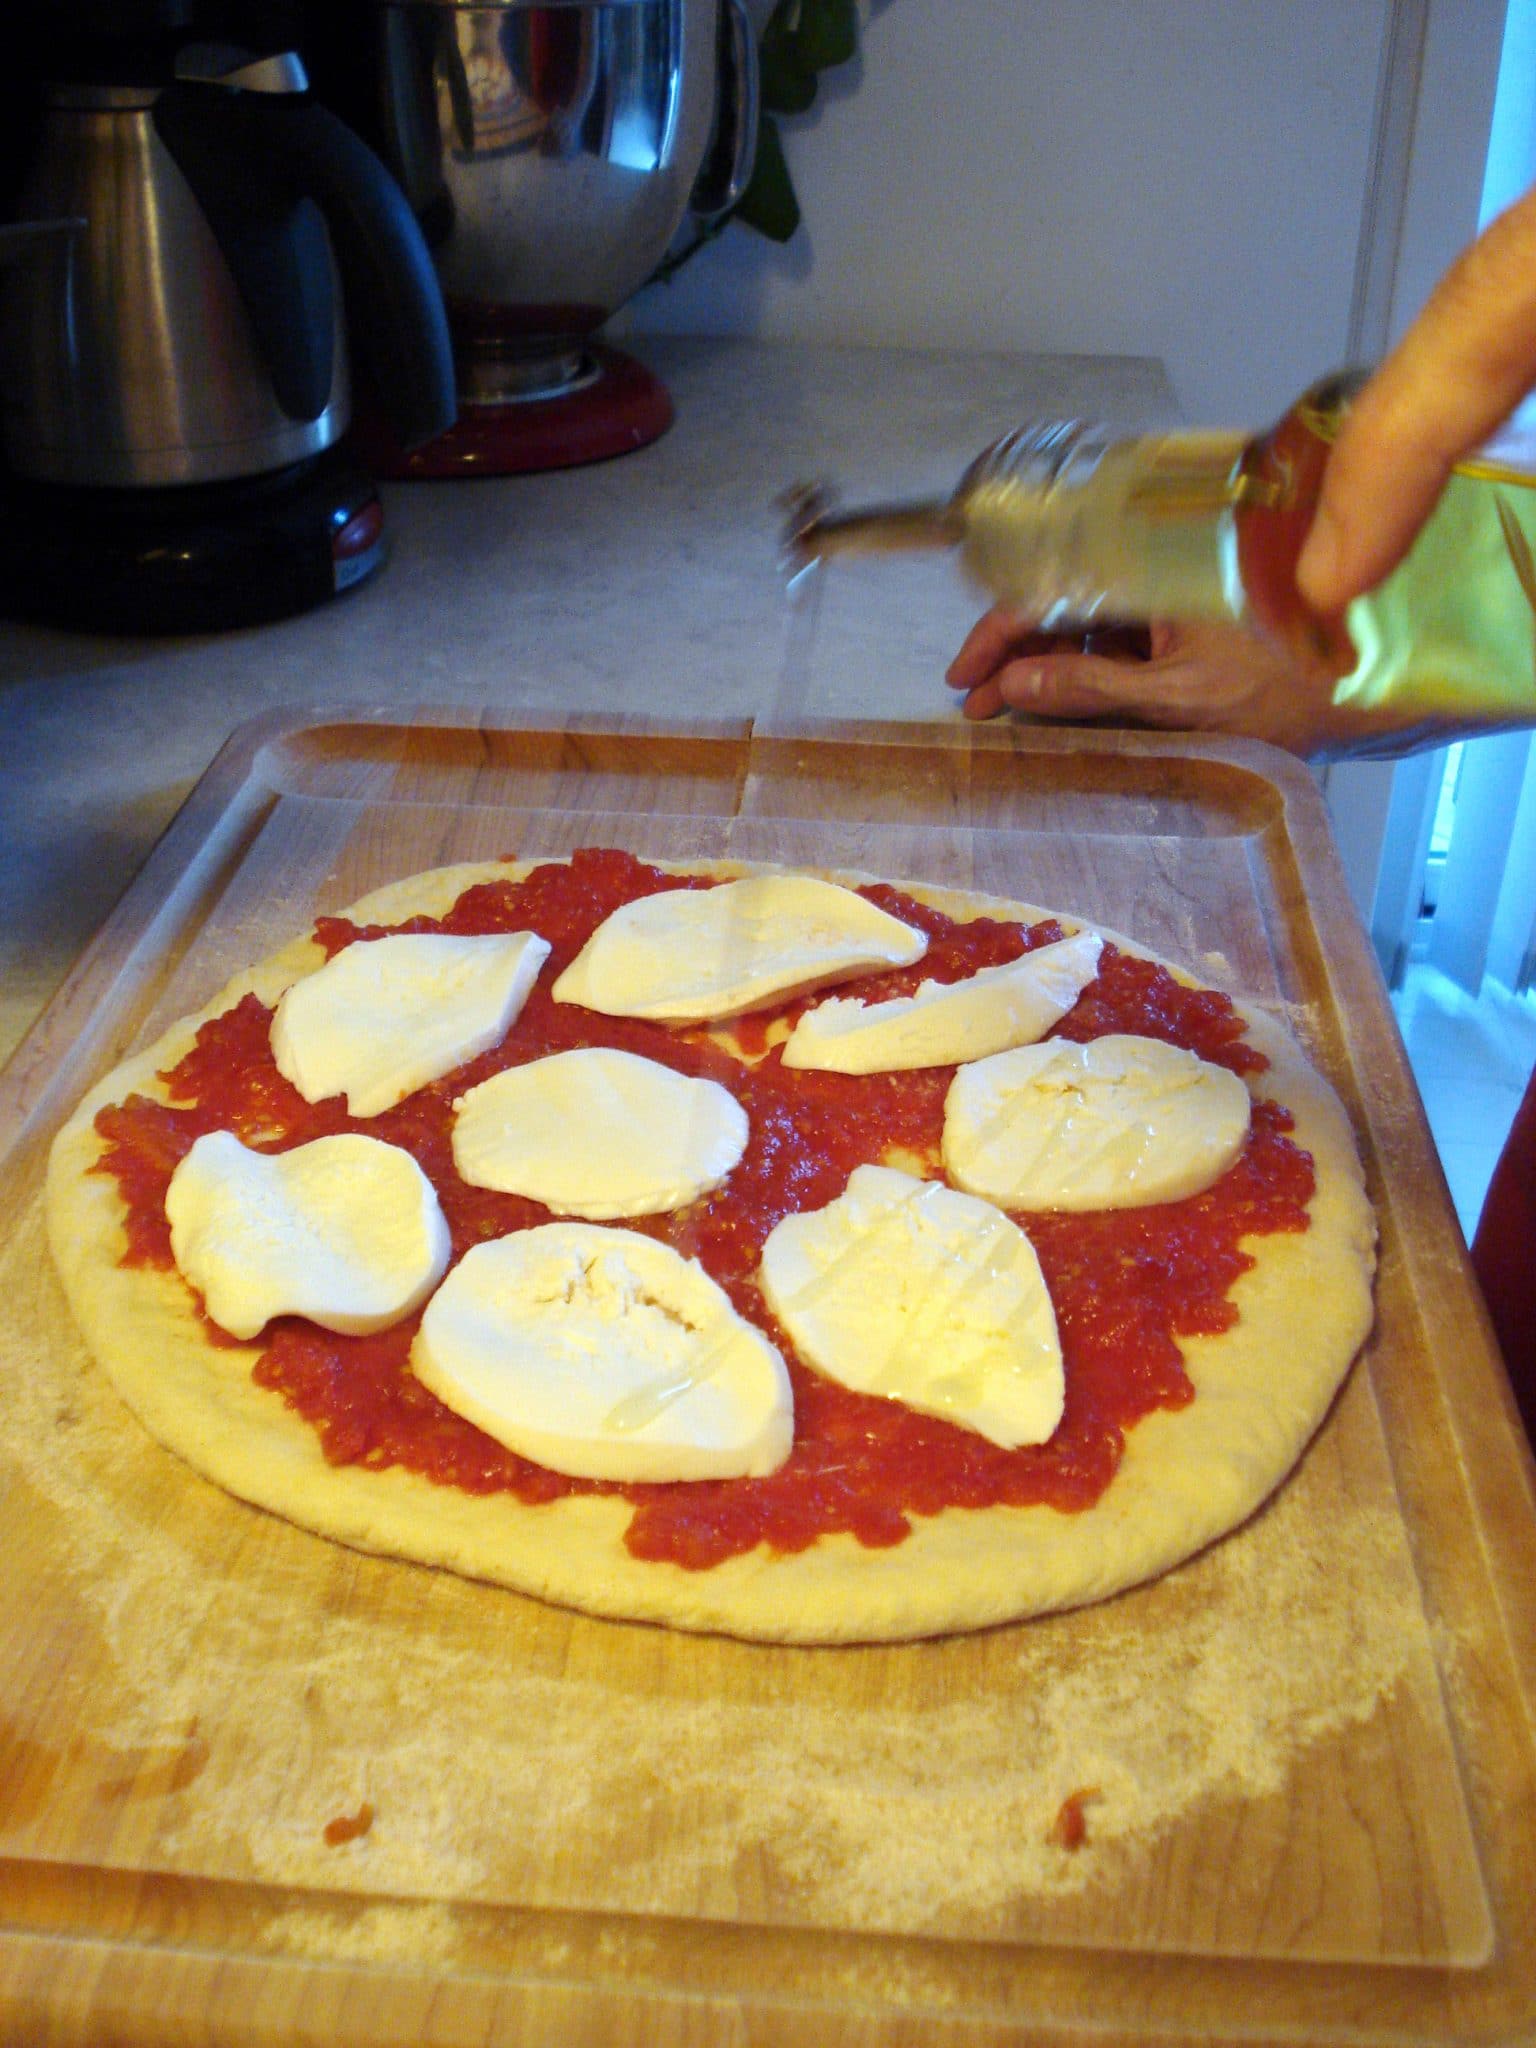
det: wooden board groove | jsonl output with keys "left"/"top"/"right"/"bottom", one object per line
{"left": 1, "top": 709, "right": 1533, "bottom": 2045}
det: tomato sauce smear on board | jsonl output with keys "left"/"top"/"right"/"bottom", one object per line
{"left": 92, "top": 847, "right": 1314, "bottom": 1570}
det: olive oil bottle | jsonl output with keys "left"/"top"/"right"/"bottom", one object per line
{"left": 788, "top": 373, "right": 1536, "bottom": 754}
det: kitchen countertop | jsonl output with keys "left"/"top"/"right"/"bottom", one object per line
{"left": 0, "top": 336, "right": 1176, "bottom": 1065}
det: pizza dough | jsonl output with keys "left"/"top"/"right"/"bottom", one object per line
{"left": 43, "top": 856, "right": 1377, "bottom": 1644}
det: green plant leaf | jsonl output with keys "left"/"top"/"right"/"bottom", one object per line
{"left": 733, "top": 115, "right": 802, "bottom": 242}
{"left": 760, "top": 8, "right": 819, "bottom": 114}
{"left": 796, "top": 0, "right": 858, "bottom": 72}
{"left": 650, "top": 0, "right": 859, "bottom": 267}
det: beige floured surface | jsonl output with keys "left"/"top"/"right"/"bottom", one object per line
{"left": 0, "top": 1258, "right": 1455, "bottom": 1945}
{"left": 43, "top": 855, "right": 1377, "bottom": 1647}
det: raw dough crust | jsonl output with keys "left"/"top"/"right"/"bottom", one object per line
{"left": 44, "top": 857, "right": 1377, "bottom": 1644}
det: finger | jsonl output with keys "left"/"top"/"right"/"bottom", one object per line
{"left": 958, "top": 638, "right": 1122, "bottom": 720}
{"left": 946, "top": 616, "right": 1141, "bottom": 694}
{"left": 944, "top": 607, "right": 1042, "bottom": 690}
{"left": 958, "top": 646, "right": 1128, "bottom": 722}
{"left": 957, "top": 673, "right": 1008, "bottom": 721}
{"left": 1298, "top": 185, "right": 1536, "bottom": 610}
{"left": 982, "top": 651, "right": 1181, "bottom": 724}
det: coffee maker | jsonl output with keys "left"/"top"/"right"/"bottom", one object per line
{"left": 0, "top": 0, "right": 456, "bottom": 632}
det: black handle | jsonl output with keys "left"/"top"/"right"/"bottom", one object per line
{"left": 155, "top": 78, "right": 338, "bottom": 424}
{"left": 156, "top": 77, "right": 455, "bottom": 449}
{"left": 263, "top": 95, "right": 456, "bottom": 450}
{"left": 691, "top": 0, "right": 760, "bottom": 223}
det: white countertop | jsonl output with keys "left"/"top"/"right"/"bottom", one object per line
{"left": 0, "top": 337, "right": 1175, "bottom": 1063}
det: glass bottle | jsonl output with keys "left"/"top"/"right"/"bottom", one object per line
{"left": 785, "top": 372, "right": 1536, "bottom": 753}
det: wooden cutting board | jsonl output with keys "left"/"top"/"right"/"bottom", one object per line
{"left": 2, "top": 709, "right": 1534, "bottom": 2047}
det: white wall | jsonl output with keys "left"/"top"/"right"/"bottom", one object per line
{"left": 1384, "top": 0, "right": 1510, "bottom": 341}
{"left": 633, "top": 0, "right": 1407, "bottom": 424}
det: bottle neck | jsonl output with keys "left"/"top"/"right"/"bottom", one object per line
{"left": 782, "top": 388, "right": 1368, "bottom": 664}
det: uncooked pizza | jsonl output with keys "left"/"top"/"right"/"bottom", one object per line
{"left": 44, "top": 848, "right": 1376, "bottom": 1642}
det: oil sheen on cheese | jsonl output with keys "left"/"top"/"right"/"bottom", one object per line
{"left": 452, "top": 1047, "right": 749, "bottom": 1218}
{"left": 413, "top": 1223, "right": 794, "bottom": 1482}
{"left": 781, "top": 929, "right": 1103, "bottom": 1072}
{"left": 552, "top": 874, "right": 927, "bottom": 1022}
{"left": 272, "top": 930, "right": 551, "bottom": 1118}
{"left": 942, "top": 1032, "right": 1252, "bottom": 1211}
{"left": 759, "top": 1164, "right": 1064, "bottom": 1448}
{"left": 165, "top": 1128, "right": 452, "bottom": 1340}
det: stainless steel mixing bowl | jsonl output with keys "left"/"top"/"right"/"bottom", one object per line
{"left": 368, "top": 0, "right": 756, "bottom": 401}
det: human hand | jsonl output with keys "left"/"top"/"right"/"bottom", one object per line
{"left": 948, "top": 189, "right": 1536, "bottom": 759}
{"left": 945, "top": 609, "right": 1340, "bottom": 753}
{"left": 943, "top": 607, "right": 1448, "bottom": 759}
{"left": 1298, "top": 184, "right": 1536, "bottom": 612}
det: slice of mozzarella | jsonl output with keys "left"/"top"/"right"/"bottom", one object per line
{"left": 165, "top": 1129, "right": 451, "bottom": 1340}
{"left": 781, "top": 929, "right": 1103, "bottom": 1073}
{"left": 942, "top": 1032, "right": 1252, "bottom": 1211}
{"left": 413, "top": 1224, "right": 793, "bottom": 1482}
{"left": 272, "top": 930, "right": 551, "bottom": 1119}
{"left": 551, "top": 874, "right": 926, "bottom": 1023}
{"left": 453, "top": 1048, "right": 749, "bottom": 1219}
{"left": 759, "top": 1164, "right": 1063, "bottom": 1448}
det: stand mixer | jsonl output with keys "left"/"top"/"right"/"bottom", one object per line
{"left": 312, "top": 0, "right": 757, "bottom": 477}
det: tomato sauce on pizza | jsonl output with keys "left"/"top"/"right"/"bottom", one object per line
{"left": 91, "top": 848, "right": 1314, "bottom": 1570}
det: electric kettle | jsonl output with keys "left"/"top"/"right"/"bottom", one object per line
{"left": 0, "top": 0, "right": 456, "bottom": 630}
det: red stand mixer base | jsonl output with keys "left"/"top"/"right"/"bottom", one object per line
{"left": 353, "top": 342, "right": 674, "bottom": 479}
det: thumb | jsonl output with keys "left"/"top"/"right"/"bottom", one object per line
{"left": 1297, "top": 184, "right": 1536, "bottom": 612}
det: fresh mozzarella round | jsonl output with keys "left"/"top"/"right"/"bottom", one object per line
{"left": 413, "top": 1224, "right": 793, "bottom": 1483}
{"left": 452, "top": 1048, "right": 749, "bottom": 1218}
{"left": 165, "top": 1129, "right": 451, "bottom": 1341}
{"left": 272, "top": 930, "right": 551, "bottom": 1118}
{"left": 781, "top": 930, "right": 1103, "bottom": 1073}
{"left": 759, "top": 1165, "right": 1063, "bottom": 1448}
{"left": 942, "top": 1033, "right": 1252, "bottom": 1212}
{"left": 551, "top": 874, "right": 926, "bottom": 1023}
